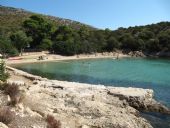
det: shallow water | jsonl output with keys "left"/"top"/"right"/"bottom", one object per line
{"left": 13, "top": 58, "right": 170, "bottom": 127}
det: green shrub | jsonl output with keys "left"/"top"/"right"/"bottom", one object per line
{"left": 0, "top": 36, "right": 19, "bottom": 57}
{"left": 0, "top": 60, "right": 9, "bottom": 82}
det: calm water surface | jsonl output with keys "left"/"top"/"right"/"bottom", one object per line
{"left": 13, "top": 58, "right": 170, "bottom": 127}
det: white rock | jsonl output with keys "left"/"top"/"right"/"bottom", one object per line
{"left": 0, "top": 122, "right": 8, "bottom": 128}
{"left": 7, "top": 80, "right": 25, "bottom": 86}
{"left": 81, "top": 125, "right": 90, "bottom": 128}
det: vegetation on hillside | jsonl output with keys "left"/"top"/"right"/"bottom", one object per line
{"left": 0, "top": 6, "right": 170, "bottom": 56}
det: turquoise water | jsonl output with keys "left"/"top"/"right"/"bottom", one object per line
{"left": 13, "top": 58, "right": 170, "bottom": 127}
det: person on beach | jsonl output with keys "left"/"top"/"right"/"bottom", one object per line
{"left": 116, "top": 54, "right": 119, "bottom": 59}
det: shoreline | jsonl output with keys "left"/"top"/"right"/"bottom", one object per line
{"left": 7, "top": 66, "right": 170, "bottom": 114}
{"left": 3, "top": 53, "right": 170, "bottom": 127}
{"left": 5, "top": 52, "right": 130, "bottom": 65}
{"left": 4, "top": 66, "right": 170, "bottom": 128}
{"left": 6, "top": 51, "right": 170, "bottom": 65}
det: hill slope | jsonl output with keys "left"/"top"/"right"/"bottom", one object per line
{"left": 0, "top": 5, "right": 170, "bottom": 57}
{"left": 0, "top": 5, "right": 95, "bottom": 32}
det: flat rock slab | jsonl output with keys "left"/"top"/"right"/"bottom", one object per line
{"left": 107, "top": 87, "right": 153, "bottom": 99}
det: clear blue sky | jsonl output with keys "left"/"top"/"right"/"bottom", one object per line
{"left": 1, "top": 0, "right": 170, "bottom": 30}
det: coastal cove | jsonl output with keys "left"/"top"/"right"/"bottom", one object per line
{"left": 10, "top": 57, "right": 170, "bottom": 128}
{"left": 11, "top": 57, "right": 170, "bottom": 106}
{"left": 1, "top": 2, "right": 170, "bottom": 127}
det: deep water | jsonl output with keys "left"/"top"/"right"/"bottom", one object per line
{"left": 13, "top": 58, "right": 170, "bottom": 128}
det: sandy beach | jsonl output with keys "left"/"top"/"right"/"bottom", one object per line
{"left": 6, "top": 52, "right": 129, "bottom": 65}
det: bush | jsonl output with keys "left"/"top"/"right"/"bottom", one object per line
{"left": 46, "top": 114, "right": 61, "bottom": 128}
{"left": 5, "top": 83, "right": 20, "bottom": 105}
{"left": 0, "top": 72, "right": 9, "bottom": 82}
{"left": 0, "top": 36, "right": 19, "bottom": 57}
{"left": 0, "top": 82, "right": 8, "bottom": 90}
{"left": 0, "top": 106, "right": 14, "bottom": 125}
{"left": 0, "top": 60, "right": 9, "bottom": 82}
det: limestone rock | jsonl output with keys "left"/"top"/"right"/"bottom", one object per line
{"left": 128, "top": 51, "right": 146, "bottom": 57}
{"left": 8, "top": 67, "right": 170, "bottom": 128}
{"left": 107, "top": 87, "right": 170, "bottom": 114}
{"left": 7, "top": 80, "right": 25, "bottom": 86}
{"left": 0, "top": 122, "right": 8, "bottom": 128}
{"left": 81, "top": 125, "right": 90, "bottom": 128}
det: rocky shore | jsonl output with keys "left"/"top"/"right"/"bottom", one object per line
{"left": 126, "top": 51, "right": 170, "bottom": 58}
{"left": 1, "top": 66, "right": 169, "bottom": 128}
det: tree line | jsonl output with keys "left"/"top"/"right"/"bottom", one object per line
{"left": 0, "top": 14, "right": 170, "bottom": 57}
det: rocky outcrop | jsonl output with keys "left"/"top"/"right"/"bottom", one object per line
{"left": 146, "top": 52, "right": 170, "bottom": 57}
{"left": 5, "top": 66, "right": 170, "bottom": 128}
{"left": 128, "top": 51, "right": 146, "bottom": 57}
{"left": 128, "top": 51, "right": 170, "bottom": 58}
{"left": 22, "top": 80, "right": 153, "bottom": 128}
{"left": 107, "top": 87, "right": 170, "bottom": 114}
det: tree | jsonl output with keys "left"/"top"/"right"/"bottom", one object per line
{"left": 158, "top": 30, "right": 170, "bottom": 51}
{"left": 53, "top": 26, "right": 76, "bottom": 41}
{"left": 92, "top": 30, "right": 106, "bottom": 51}
{"left": 138, "top": 30, "right": 154, "bottom": 40}
{"left": 104, "top": 28, "right": 112, "bottom": 39}
{"left": 0, "top": 36, "right": 18, "bottom": 57}
{"left": 120, "top": 33, "right": 137, "bottom": 50}
{"left": 78, "top": 26, "right": 90, "bottom": 40}
{"left": 52, "top": 40, "right": 76, "bottom": 56}
{"left": 52, "top": 26, "right": 83, "bottom": 55}
{"left": 38, "top": 39, "right": 52, "bottom": 50}
{"left": 146, "top": 38, "right": 160, "bottom": 52}
{"left": 10, "top": 31, "right": 32, "bottom": 55}
{"left": 23, "top": 15, "right": 55, "bottom": 48}
{"left": 105, "top": 36, "right": 120, "bottom": 51}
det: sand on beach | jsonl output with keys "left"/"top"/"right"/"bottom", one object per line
{"left": 6, "top": 52, "right": 129, "bottom": 65}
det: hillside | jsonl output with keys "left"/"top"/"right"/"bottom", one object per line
{"left": 0, "top": 5, "right": 95, "bottom": 33}
{"left": 0, "top": 5, "right": 170, "bottom": 57}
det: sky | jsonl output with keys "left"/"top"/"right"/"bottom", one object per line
{"left": 1, "top": 0, "right": 170, "bottom": 30}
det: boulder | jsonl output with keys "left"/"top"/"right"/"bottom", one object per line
{"left": 128, "top": 51, "right": 146, "bottom": 57}
{"left": 0, "top": 122, "right": 9, "bottom": 128}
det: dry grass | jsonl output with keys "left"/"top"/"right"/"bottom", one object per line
{"left": 0, "top": 106, "right": 15, "bottom": 125}
{"left": 0, "top": 82, "right": 6, "bottom": 90}
{"left": 46, "top": 114, "right": 61, "bottom": 128}
{"left": 4, "top": 83, "right": 21, "bottom": 105}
